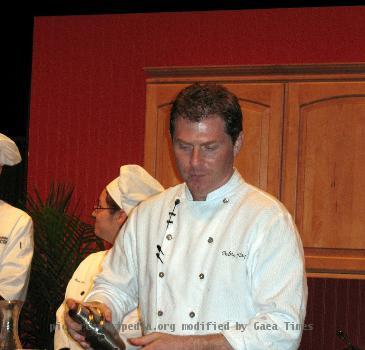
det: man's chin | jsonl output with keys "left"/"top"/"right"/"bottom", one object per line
{"left": 186, "top": 184, "right": 207, "bottom": 200}
{"left": 187, "top": 174, "right": 206, "bottom": 184}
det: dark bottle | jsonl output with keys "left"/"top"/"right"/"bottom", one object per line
{"left": 69, "top": 303, "right": 126, "bottom": 350}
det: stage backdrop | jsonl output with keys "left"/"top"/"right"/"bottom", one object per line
{"left": 29, "top": 6, "right": 365, "bottom": 349}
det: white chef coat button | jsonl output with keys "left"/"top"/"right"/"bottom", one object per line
{"left": 159, "top": 272, "right": 164, "bottom": 278}
{"left": 80, "top": 291, "right": 85, "bottom": 296}
{"left": 223, "top": 198, "right": 229, "bottom": 203}
{"left": 208, "top": 237, "right": 213, "bottom": 243}
{"left": 166, "top": 234, "right": 173, "bottom": 240}
{"left": 189, "top": 311, "right": 195, "bottom": 318}
{"left": 199, "top": 273, "right": 204, "bottom": 279}
{"left": 158, "top": 310, "right": 163, "bottom": 316}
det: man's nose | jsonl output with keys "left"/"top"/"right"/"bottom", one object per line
{"left": 190, "top": 147, "right": 202, "bottom": 167}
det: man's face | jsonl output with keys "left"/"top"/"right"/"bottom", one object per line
{"left": 172, "top": 115, "right": 242, "bottom": 200}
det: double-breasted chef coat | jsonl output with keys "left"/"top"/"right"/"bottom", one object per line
{"left": 87, "top": 170, "right": 308, "bottom": 350}
{"left": 0, "top": 200, "right": 34, "bottom": 301}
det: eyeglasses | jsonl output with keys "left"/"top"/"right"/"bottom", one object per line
{"left": 93, "top": 205, "right": 115, "bottom": 211}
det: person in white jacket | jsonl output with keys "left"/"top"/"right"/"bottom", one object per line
{"left": 54, "top": 164, "right": 164, "bottom": 350}
{"left": 0, "top": 133, "right": 34, "bottom": 302}
{"left": 66, "top": 83, "right": 307, "bottom": 350}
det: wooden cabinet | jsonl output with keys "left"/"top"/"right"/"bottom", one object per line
{"left": 282, "top": 81, "right": 365, "bottom": 277}
{"left": 144, "top": 64, "right": 365, "bottom": 279}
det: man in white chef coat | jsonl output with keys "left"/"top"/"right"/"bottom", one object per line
{"left": 0, "top": 133, "right": 34, "bottom": 301}
{"left": 66, "top": 83, "right": 307, "bottom": 350}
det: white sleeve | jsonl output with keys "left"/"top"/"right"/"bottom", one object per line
{"left": 0, "top": 213, "right": 34, "bottom": 301}
{"left": 223, "top": 212, "right": 308, "bottom": 350}
{"left": 86, "top": 213, "right": 139, "bottom": 326}
{"left": 54, "top": 254, "right": 101, "bottom": 350}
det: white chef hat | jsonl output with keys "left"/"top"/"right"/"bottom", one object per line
{"left": 106, "top": 164, "right": 164, "bottom": 215}
{"left": 0, "top": 133, "right": 22, "bottom": 166}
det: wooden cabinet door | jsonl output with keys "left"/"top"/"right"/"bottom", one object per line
{"left": 282, "top": 82, "right": 365, "bottom": 276}
{"left": 144, "top": 83, "right": 185, "bottom": 189}
{"left": 144, "top": 83, "right": 284, "bottom": 197}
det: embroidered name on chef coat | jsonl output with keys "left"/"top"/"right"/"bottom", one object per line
{"left": 0, "top": 236, "right": 8, "bottom": 244}
{"left": 74, "top": 278, "right": 86, "bottom": 284}
{"left": 221, "top": 250, "right": 248, "bottom": 259}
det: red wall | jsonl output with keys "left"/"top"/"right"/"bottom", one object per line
{"left": 28, "top": 6, "right": 365, "bottom": 349}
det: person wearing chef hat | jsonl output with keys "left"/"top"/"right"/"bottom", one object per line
{"left": 55, "top": 164, "right": 164, "bottom": 350}
{"left": 0, "top": 133, "right": 34, "bottom": 302}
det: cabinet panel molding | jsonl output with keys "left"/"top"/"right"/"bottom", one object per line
{"left": 283, "top": 81, "right": 365, "bottom": 277}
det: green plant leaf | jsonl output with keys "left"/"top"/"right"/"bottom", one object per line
{"left": 19, "top": 182, "right": 106, "bottom": 349}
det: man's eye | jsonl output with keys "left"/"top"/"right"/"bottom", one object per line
{"left": 204, "top": 145, "right": 217, "bottom": 151}
{"left": 179, "top": 143, "right": 190, "bottom": 150}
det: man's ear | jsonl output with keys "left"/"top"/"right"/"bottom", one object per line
{"left": 116, "top": 210, "right": 128, "bottom": 226}
{"left": 233, "top": 132, "right": 243, "bottom": 157}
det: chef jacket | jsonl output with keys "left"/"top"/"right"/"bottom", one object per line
{"left": 55, "top": 250, "right": 141, "bottom": 350}
{"left": 0, "top": 200, "right": 34, "bottom": 301}
{"left": 87, "top": 170, "right": 307, "bottom": 350}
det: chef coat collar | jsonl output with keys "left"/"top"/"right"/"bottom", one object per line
{"left": 181, "top": 168, "right": 244, "bottom": 202}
